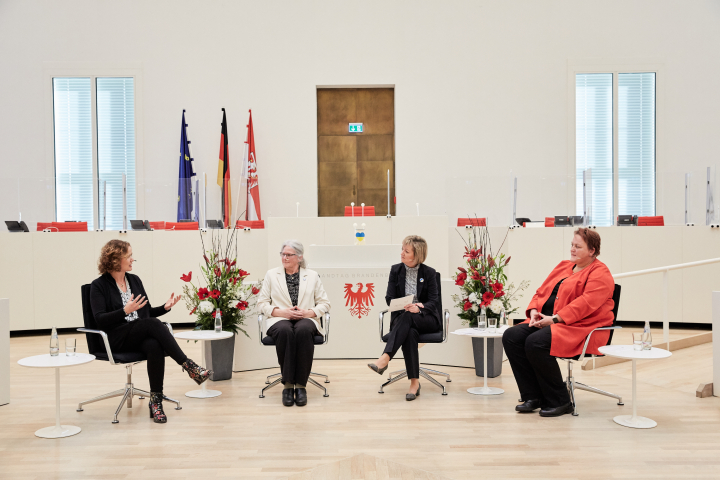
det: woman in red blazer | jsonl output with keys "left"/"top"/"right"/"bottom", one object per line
{"left": 502, "top": 228, "right": 614, "bottom": 417}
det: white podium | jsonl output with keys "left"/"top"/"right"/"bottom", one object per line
{"left": 309, "top": 244, "right": 400, "bottom": 359}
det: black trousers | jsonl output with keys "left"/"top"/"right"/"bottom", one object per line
{"left": 502, "top": 323, "right": 570, "bottom": 408}
{"left": 383, "top": 311, "right": 439, "bottom": 379}
{"left": 267, "top": 318, "right": 318, "bottom": 387}
{"left": 109, "top": 318, "right": 188, "bottom": 394}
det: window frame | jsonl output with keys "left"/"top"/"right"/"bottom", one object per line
{"left": 567, "top": 59, "right": 664, "bottom": 224}
{"left": 44, "top": 63, "right": 144, "bottom": 229}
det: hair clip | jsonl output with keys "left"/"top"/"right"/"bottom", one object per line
{"left": 420, "top": 278, "right": 424, "bottom": 282}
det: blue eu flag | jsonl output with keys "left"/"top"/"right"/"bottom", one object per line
{"left": 177, "top": 110, "right": 196, "bottom": 221}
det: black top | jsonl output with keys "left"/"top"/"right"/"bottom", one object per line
{"left": 385, "top": 263, "right": 441, "bottom": 324}
{"left": 285, "top": 271, "right": 300, "bottom": 306}
{"left": 541, "top": 278, "right": 566, "bottom": 317}
{"left": 89, "top": 273, "right": 169, "bottom": 345}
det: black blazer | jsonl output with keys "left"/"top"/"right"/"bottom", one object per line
{"left": 89, "top": 273, "right": 169, "bottom": 344}
{"left": 385, "top": 263, "right": 441, "bottom": 325}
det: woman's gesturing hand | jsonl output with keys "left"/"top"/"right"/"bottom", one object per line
{"left": 164, "top": 293, "right": 181, "bottom": 311}
{"left": 123, "top": 294, "right": 148, "bottom": 314}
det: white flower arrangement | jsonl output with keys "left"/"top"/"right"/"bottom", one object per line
{"left": 198, "top": 300, "right": 214, "bottom": 314}
{"left": 489, "top": 299, "right": 504, "bottom": 314}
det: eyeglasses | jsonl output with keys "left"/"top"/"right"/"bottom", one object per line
{"left": 280, "top": 253, "right": 297, "bottom": 258}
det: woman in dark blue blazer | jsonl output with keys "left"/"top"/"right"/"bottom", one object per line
{"left": 368, "top": 235, "right": 441, "bottom": 400}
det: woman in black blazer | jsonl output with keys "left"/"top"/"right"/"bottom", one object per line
{"left": 90, "top": 239, "right": 211, "bottom": 423}
{"left": 368, "top": 235, "right": 441, "bottom": 401}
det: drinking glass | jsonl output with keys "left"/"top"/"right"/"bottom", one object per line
{"left": 632, "top": 332, "right": 643, "bottom": 351}
{"left": 65, "top": 338, "right": 76, "bottom": 356}
{"left": 488, "top": 317, "right": 497, "bottom": 333}
{"left": 475, "top": 312, "right": 486, "bottom": 331}
{"left": 642, "top": 330, "right": 652, "bottom": 351}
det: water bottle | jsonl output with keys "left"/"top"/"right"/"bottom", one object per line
{"left": 476, "top": 307, "right": 487, "bottom": 331}
{"left": 642, "top": 320, "right": 652, "bottom": 350}
{"left": 50, "top": 326, "right": 59, "bottom": 356}
{"left": 214, "top": 309, "right": 222, "bottom": 333}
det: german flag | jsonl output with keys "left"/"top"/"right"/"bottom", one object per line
{"left": 217, "top": 108, "right": 231, "bottom": 227}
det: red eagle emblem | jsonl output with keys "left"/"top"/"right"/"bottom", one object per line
{"left": 344, "top": 282, "right": 375, "bottom": 318}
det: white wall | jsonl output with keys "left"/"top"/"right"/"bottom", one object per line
{"left": 0, "top": 0, "right": 718, "bottom": 227}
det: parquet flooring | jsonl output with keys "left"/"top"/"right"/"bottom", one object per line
{"left": 1, "top": 329, "right": 718, "bottom": 479}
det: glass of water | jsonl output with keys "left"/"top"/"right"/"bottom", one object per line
{"left": 632, "top": 332, "right": 643, "bottom": 351}
{"left": 475, "top": 311, "right": 486, "bottom": 331}
{"left": 488, "top": 317, "right": 497, "bottom": 333}
{"left": 65, "top": 338, "right": 77, "bottom": 356}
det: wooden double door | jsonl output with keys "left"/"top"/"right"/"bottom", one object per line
{"left": 317, "top": 88, "right": 395, "bottom": 217}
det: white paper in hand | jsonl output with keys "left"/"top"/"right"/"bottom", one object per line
{"left": 389, "top": 295, "right": 414, "bottom": 312}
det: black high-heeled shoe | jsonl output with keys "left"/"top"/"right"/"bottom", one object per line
{"left": 406, "top": 383, "right": 421, "bottom": 401}
{"left": 148, "top": 392, "right": 167, "bottom": 423}
{"left": 367, "top": 363, "right": 388, "bottom": 375}
{"left": 181, "top": 358, "right": 212, "bottom": 385}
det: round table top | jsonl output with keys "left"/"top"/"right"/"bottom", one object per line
{"left": 450, "top": 327, "right": 505, "bottom": 339}
{"left": 174, "top": 330, "right": 234, "bottom": 341}
{"left": 599, "top": 345, "right": 672, "bottom": 360}
{"left": 18, "top": 352, "right": 95, "bottom": 368}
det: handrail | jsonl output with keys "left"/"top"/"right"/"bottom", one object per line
{"left": 613, "top": 258, "right": 720, "bottom": 279}
{"left": 612, "top": 257, "right": 720, "bottom": 347}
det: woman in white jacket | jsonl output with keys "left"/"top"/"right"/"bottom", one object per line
{"left": 256, "top": 240, "right": 331, "bottom": 407}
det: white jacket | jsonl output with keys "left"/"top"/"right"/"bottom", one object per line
{"left": 256, "top": 267, "right": 331, "bottom": 334}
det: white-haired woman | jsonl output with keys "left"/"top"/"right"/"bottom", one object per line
{"left": 256, "top": 240, "right": 331, "bottom": 407}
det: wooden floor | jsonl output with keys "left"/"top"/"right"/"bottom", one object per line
{"left": 1, "top": 328, "right": 718, "bottom": 479}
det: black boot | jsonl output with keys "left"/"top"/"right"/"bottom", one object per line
{"left": 181, "top": 358, "right": 212, "bottom": 385}
{"left": 148, "top": 392, "right": 167, "bottom": 423}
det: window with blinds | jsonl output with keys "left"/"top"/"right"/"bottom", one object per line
{"left": 52, "top": 77, "right": 136, "bottom": 230}
{"left": 97, "top": 78, "right": 136, "bottom": 230}
{"left": 618, "top": 72, "right": 656, "bottom": 217}
{"left": 576, "top": 73, "right": 613, "bottom": 227}
{"left": 575, "top": 72, "right": 656, "bottom": 225}
{"left": 53, "top": 78, "right": 94, "bottom": 229}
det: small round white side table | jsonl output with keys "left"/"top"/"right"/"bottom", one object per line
{"left": 598, "top": 345, "right": 671, "bottom": 429}
{"left": 451, "top": 329, "right": 504, "bottom": 395}
{"left": 17, "top": 353, "right": 95, "bottom": 438}
{"left": 173, "top": 330, "right": 233, "bottom": 398}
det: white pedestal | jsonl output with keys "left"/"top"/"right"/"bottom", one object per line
{"left": 713, "top": 292, "right": 720, "bottom": 395}
{"left": 599, "top": 345, "right": 671, "bottom": 429}
{"left": 174, "top": 331, "right": 232, "bottom": 399}
{"left": 17, "top": 353, "right": 95, "bottom": 438}
{"left": 0, "top": 299, "right": 8, "bottom": 407}
{"left": 451, "top": 330, "right": 505, "bottom": 396}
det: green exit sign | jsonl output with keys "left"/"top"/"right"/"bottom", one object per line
{"left": 349, "top": 123, "right": 363, "bottom": 133}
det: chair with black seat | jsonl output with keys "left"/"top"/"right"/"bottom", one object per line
{"left": 76, "top": 284, "right": 181, "bottom": 423}
{"left": 378, "top": 272, "right": 451, "bottom": 395}
{"left": 556, "top": 283, "right": 624, "bottom": 416}
{"left": 257, "top": 312, "right": 331, "bottom": 398}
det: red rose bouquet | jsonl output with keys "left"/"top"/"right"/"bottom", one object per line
{"left": 451, "top": 223, "right": 529, "bottom": 327}
{"left": 181, "top": 229, "right": 262, "bottom": 336}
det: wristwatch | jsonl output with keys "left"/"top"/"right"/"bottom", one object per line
{"left": 552, "top": 315, "right": 559, "bottom": 324}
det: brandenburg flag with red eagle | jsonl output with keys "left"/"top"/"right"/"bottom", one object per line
{"left": 217, "top": 108, "right": 231, "bottom": 227}
{"left": 243, "top": 110, "right": 262, "bottom": 221}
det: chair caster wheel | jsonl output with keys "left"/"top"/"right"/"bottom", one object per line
{"left": 572, "top": 412, "right": 579, "bottom": 416}
{"left": 446, "top": 380, "right": 451, "bottom": 382}
{"left": 324, "top": 380, "right": 330, "bottom": 384}
{"left": 378, "top": 391, "right": 384, "bottom": 394}
{"left": 323, "top": 394, "right": 329, "bottom": 397}
{"left": 112, "top": 420, "right": 119, "bottom": 424}
{"left": 259, "top": 394, "right": 265, "bottom": 398}
{"left": 442, "top": 392, "right": 448, "bottom": 396}
{"left": 265, "top": 381, "right": 270, "bottom": 385}
{"left": 138, "top": 396, "right": 145, "bottom": 399}
{"left": 76, "top": 408, "right": 83, "bottom": 412}
{"left": 617, "top": 402, "right": 624, "bottom": 406}
{"left": 175, "top": 406, "right": 182, "bottom": 410}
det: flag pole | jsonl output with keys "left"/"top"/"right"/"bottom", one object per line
{"left": 233, "top": 116, "right": 250, "bottom": 228}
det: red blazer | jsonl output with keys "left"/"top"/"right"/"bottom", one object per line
{"left": 523, "top": 259, "right": 615, "bottom": 358}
